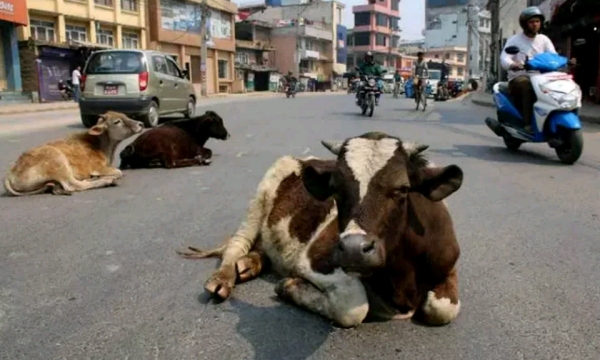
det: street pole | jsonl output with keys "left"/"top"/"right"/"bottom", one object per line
{"left": 199, "top": 0, "right": 211, "bottom": 98}
{"left": 490, "top": 0, "right": 500, "bottom": 82}
{"left": 465, "top": 0, "right": 475, "bottom": 84}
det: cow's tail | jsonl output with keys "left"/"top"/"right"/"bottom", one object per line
{"left": 4, "top": 177, "right": 52, "bottom": 196}
{"left": 177, "top": 180, "right": 268, "bottom": 263}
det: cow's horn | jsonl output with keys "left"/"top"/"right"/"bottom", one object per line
{"left": 321, "top": 140, "right": 343, "bottom": 155}
{"left": 403, "top": 142, "right": 429, "bottom": 155}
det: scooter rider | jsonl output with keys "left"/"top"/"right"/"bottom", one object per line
{"left": 355, "top": 52, "right": 386, "bottom": 105}
{"left": 500, "top": 6, "right": 557, "bottom": 133}
{"left": 413, "top": 52, "right": 429, "bottom": 102}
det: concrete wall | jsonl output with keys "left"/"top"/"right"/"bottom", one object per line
{"left": 270, "top": 35, "right": 296, "bottom": 75}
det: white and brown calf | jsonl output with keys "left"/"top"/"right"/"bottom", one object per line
{"left": 4, "top": 111, "right": 143, "bottom": 196}
{"left": 180, "top": 132, "right": 463, "bottom": 328}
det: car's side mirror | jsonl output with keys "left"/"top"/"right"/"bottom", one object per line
{"left": 181, "top": 70, "right": 190, "bottom": 79}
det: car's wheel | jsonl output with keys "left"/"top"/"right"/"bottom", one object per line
{"left": 184, "top": 97, "right": 195, "bottom": 119}
{"left": 142, "top": 101, "right": 159, "bottom": 128}
{"left": 555, "top": 129, "right": 583, "bottom": 165}
{"left": 81, "top": 115, "right": 97, "bottom": 128}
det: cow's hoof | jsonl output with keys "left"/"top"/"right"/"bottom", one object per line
{"left": 236, "top": 256, "right": 261, "bottom": 283}
{"left": 108, "top": 177, "right": 119, "bottom": 187}
{"left": 204, "top": 271, "right": 235, "bottom": 300}
{"left": 275, "top": 278, "right": 300, "bottom": 301}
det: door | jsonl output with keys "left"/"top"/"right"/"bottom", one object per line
{"left": 0, "top": 38, "right": 7, "bottom": 90}
{"left": 150, "top": 55, "right": 173, "bottom": 112}
{"left": 191, "top": 56, "right": 201, "bottom": 84}
{"left": 165, "top": 57, "right": 188, "bottom": 110}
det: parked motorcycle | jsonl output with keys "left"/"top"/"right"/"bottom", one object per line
{"left": 58, "top": 78, "right": 74, "bottom": 101}
{"left": 485, "top": 46, "right": 583, "bottom": 165}
{"left": 356, "top": 75, "right": 380, "bottom": 117}
{"left": 435, "top": 80, "right": 450, "bottom": 101}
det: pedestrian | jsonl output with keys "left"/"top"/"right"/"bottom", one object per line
{"left": 71, "top": 65, "right": 82, "bottom": 103}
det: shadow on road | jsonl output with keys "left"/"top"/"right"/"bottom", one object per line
{"left": 226, "top": 297, "right": 333, "bottom": 360}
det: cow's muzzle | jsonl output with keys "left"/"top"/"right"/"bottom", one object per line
{"left": 335, "top": 234, "right": 385, "bottom": 274}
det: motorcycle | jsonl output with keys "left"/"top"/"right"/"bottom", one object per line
{"left": 435, "top": 80, "right": 450, "bottom": 101}
{"left": 356, "top": 75, "right": 381, "bottom": 117}
{"left": 347, "top": 78, "right": 359, "bottom": 94}
{"left": 58, "top": 78, "right": 74, "bottom": 101}
{"left": 286, "top": 81, "right": 297, "bottom": 98}
{"left": 485, "top": 46, "right": 583, "bottom": 165}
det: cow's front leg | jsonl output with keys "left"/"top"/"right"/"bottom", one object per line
{"left": 421, "top": 267, "right": 460, "bottom": 326}
{"left": 275, "top": 269, "right": 369, "bottom": 328}
{"left": 91, "top": 167, "right": 123, "bottom": 179}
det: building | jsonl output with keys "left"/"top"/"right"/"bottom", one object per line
{"left": 15, "top": 0, "right": 148, "bottom": 102}
{"left": 245, "top": 1, "right": 347, "bottom": 91}
{"left": 347, "top": 0, "right": 402, "bottom": 72}
{"left": 398, "top": 38, "right": 426, "bottom": 55}
{"left": 541, "top": 0, "right": 600, "bottom": 103}
{"left": 422, "top": 46, "right": 468, "bottom": 80}
{"left": 147, "top": 0, "right": 238, "bottom": 95}
{"left": 234, "top": 19, "right": 278, "bottom": 93}
{"left": 425, "top": 0, "right": 488, "bottom": 24}
{"left": 0, "top": 0, "right": 27, "bottom": 97}
{"left": 396, "top": 54, "right": 417, "bottom": 79}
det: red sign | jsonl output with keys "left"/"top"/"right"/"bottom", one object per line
{"left": 0, "top": 0, "right": 28, "bottom": 26}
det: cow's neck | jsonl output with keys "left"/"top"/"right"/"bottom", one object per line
{"left": 195, "top": 122, "right": 211, "bottom": 146}
{"left": 97, "top": 133, "right": 119, "bottom": 163}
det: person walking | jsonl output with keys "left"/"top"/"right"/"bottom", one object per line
{"left": 71, "top": 65, "right": 82, "bottom": 103}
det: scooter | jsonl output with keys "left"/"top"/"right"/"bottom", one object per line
{"left": 485, "top": 46, "right": 583, "bottom": 165}
{"left": 435, "top": 80, "right": 449, "bottom": 101}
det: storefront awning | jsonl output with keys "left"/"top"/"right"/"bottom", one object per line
{"left": 69, "top": 40, "right": 113, "bottom": 49}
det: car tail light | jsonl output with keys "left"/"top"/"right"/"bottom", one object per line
{"left": 80, "top": 74, "right": 87, "bottom": 92}
{"left": 139, "top": 71, "right": 148, "bottom": 91}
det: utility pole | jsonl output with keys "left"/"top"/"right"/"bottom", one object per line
{"left": 199, "top": 0, "right": 211, "bottom": 97}
{"left": 490, "top": 0, "right": 500, "bottom": 83}
{"left": 465, "top": 0, "right": 475, "bottom": 84}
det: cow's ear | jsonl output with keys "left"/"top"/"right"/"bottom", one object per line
{"left": 412, "top": 165, "right": 463, "bottom": 202}
{"left": 302, "top": 161, "right": 336, "bottom": 201}
{"left": 88, "top": 123, "right": 107, "bottom": 136}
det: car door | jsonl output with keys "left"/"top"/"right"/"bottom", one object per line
{"left": 151, "top": 55, "right": 174, "bottom": 112}
{"left": 165, "top": 57, "right": 188, "bottom": 111}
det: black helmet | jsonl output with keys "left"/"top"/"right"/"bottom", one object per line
{"left": 519, "top": 6, "right": 545, "bottom": 32}
{"left": 364, "top": 51, "right": 374, "bottom": 63}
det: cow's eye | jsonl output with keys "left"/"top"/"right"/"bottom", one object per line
{"left": 114, "top": 119, "right": 122, "bottom": 125}
{"left": 390, "top": 186, "right": 410, "bottom": 198}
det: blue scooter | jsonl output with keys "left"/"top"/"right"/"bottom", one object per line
{"left": 485, "top": 46, "right": 583, "bottom": 164}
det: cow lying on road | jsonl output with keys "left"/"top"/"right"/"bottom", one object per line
{"left": 119, "top": 110, "right": 230, "bottom": 169}
{"left": 4, "top": 111, "right": 143, "bottom": 196}
{"left": 179, "top": 132, "right": 464, "bottom": 328}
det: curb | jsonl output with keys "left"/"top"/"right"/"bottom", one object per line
{"left": 471, "top": 97, "right": 600, "bottom": 125}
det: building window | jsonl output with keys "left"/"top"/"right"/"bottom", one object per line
{"left": 122, "top": 32, "right": 139, "bottom": 48}
{"left": 95, "top": 0, "right": 113, "bottom": 6}
{"left": 457, "top": 53, "right": 465, "bottom": 62}
{"left": 376, "top": 14, "right": 388, "bottom": 27}
{"left": 337, "top": 7, "right": 342, "bottom": 25}
{"left": 390, "top": 17, "right": 399, "bottom": 30}
{"left": 30, "top": 20, "right": 56, "bottom": 42}
{"left": 391, "top": 0, "right": 399, "bottom": 11}
{"left": 66, "top": 25, "right": 87, "bottom": 42}
{"left": 479, "top": 18, "right": 484, "bottom": 27}
{"left": 96, "top": 29, "right": 114, "bottom": 46}
{"left": 347, "top": 34, "right": 353, "bottom": 46}
{"left": 457, "top": 67, "right": 464, "bottom": 76}
{"left": 218, "top": 59, "right": 228, "bottom": 79}
{"left": 121, "top": 0, "right": 137, "bottom": 11}
{"left": 445, "top": 53, "right": 450, "bottom": 60}
{"left": 236, "top": 52, "right": 249, "bottom": 64}
{"left": 353, "top": 32, "right": 370, "bottom": 46}
{"left": 376, "top": 33, "right": 387, "bottom": 46}
{"left": 354, "top": 12, "right": 370, "bottom": 26}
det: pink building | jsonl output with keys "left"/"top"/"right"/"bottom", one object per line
{"left": 347, "top": 0, "right": 401, "bottom": 71}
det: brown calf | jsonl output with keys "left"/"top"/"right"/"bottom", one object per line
{"left": 180, "top": 132, "right": 464, "bottom": 328}
{"left": 119, "top": 110, "right": 230, "bottom": 169}
{"left": 4, "top": 111, "right": 143, "bottom": 196}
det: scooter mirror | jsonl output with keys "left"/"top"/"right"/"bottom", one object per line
{"left": 505, "top": 46, "right": 520, "bottom": 55}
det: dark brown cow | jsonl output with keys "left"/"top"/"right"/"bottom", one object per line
{"left": 119, "top": 110, "right": 229, "bottom": 169}
{"left": 179, "top": 132, "right": 463, "bottom": 328}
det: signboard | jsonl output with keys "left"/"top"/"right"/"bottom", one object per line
{"left": 160, "top": 0, "right": 231, "bottom": 39}
{"left": 0, "top": 0, "right": 28, "bottom": 26}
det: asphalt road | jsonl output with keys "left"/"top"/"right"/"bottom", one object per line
{"left": 1, "top": 94, "right": 599, "bottom": 360}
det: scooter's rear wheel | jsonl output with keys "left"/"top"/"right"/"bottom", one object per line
{"left": 503, "top": 135, "right": 524, "bottom": 151}
{"left": 555, "top": 129, "right": 583, "bottom": 165}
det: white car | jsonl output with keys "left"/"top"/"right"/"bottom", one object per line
{"left": 427, "top": 70, "right": 442, "bottom": 97}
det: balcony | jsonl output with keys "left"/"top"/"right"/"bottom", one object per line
{"left": 273, "top": 24, "right": 333, "bottom": 41}
{"left": 300, "top": 49, "right": 320, "bottom": 60}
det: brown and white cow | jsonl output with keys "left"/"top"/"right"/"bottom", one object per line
{"left": 179, "top": 132, "right": 463, "bottom": 328}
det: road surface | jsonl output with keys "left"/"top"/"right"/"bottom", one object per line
{"left": 1, "top": 94, "right": 599, "bottom": 360}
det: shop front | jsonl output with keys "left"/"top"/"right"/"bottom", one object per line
{"left": 0, "top": 0, "right": 27, "bottom": 92}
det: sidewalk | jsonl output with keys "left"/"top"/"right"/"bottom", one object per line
{"left": 471, "top": 91, "right": 600, "bottom": 125}
{"left": 0, "top": 90, "right": 344, "bottom": 116}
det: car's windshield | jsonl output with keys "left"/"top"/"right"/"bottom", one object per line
{"left": 429, "top": 71, "right": 441, "bottom": 80}
{"left": 85, "top": 51, "right": 146, "bottom": 74}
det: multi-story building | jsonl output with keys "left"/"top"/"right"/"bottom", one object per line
{"left": 147, "top": 0, "right": 238, "bottom": 95}
{"left": 0, "top": 0, "right": 27, "bottom": 96}
{"left": 425, "top": 0, "right": 487, "bottom": 24}
{"left": 15, "top": 0, "right": 148, "bottom": 102}
{"left": 419, "top": 46, "right": 468, "bottom": 80}
{"left": 245, "top": 1, "right": 346, "bottom": 91}
{"left": 234, "top": 19, "right": 277, "bottom": 93}
{"left": 347, "top": 0, "right": 401, "bottom": 72}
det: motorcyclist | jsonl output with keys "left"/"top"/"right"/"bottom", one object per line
{"left": 500, "top": 6, "right": 557, "bottom": 133}
{"left": 393, "top": 69, "right": 403, "bottom": 96}
{"left": 284, "top": 71, "right": 297, "bottom": 93}
{"left": 412, "top": 52, "right": 429, "bottom": 103}
{"left": 355, "top": 52, "right": 386, "bottom": 105}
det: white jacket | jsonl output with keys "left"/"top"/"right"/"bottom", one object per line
{"left": 500, "top": 32, "right": 556, "bottom": 81}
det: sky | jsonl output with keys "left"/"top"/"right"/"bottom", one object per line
{"left": 233, "top": 0, "right": 426, "bottom": 41}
